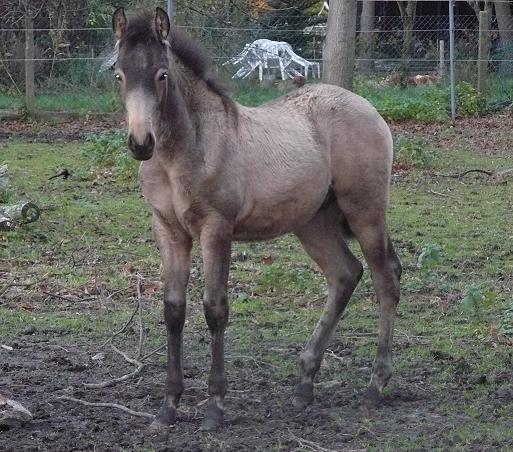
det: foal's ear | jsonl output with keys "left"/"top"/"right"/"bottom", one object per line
{"left": 112, "top": 7, "right": 127, "bottom": 40}
{"left": 155, "top": 7, "right": 170, "bottom": 40}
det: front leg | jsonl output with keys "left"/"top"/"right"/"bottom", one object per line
{"left": 199, "top": 221, "right": 232, "bottom": 431}
{"left": 151, "top": 215, "right": 192, "bottom": 428}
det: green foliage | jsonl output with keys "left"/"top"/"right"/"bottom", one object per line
{"left": 82, "top": 128, "right": 137, "bottom": 180}
{"left": 417, "top": 243, "right": 442, "bottom": 272}
{"left": 356, "top": 81, "right": 449, "bottom": 123}
{"left": 394, "top": 137, "right": 436, "bottom": 168}
{"left": 460, "top": 285, "right": 496, "bottom": 320}
{"left": 402, "top": 243, "right": 444, "bottom": 293}
{"left": 0, "top": 167, "right": 11, "bottom": 204}
{"left": 19, "top": 105, "right": 33, "bottom": 123}
{"left": 356, "top": 80, "right": 486, "bottom": 122}
{"left": 0, "top": 185, "right": 12, "bottom": 204}
{"left": 499, "top": 300, "right": 513, "bottom": 336}
{"left": 456, "top": 82, "right": 484, "bottom": 117}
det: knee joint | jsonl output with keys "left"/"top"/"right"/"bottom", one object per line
{"left": 203, "top": 291, "right": 229, "bottom": 332}
{"left": 163, "top": 297, "right": 186, "bottom": 332}
{"left": 336, "top": 259, "right": 363, "bottom": 289}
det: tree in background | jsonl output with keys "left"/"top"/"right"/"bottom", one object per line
{"left": 359, "top": 0, "right": 375, "bottom": 74}
{"left": 467, "top": 0, "right": 492, "bottom": 16}
{"left": 396, "top": 1, "right": 418, "bottom": 61}
{"left": 322, "top": 0, "right": 357, "bottom": 90}
{"left": 494, "top": 0, "right": 513, "bottom": 44}
{"left": 493, "top": 0, "right": 513, "bottom": 71}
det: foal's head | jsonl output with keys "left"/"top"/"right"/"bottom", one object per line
{"left": 112, "top": 7, "right": 171, "bottom": 160}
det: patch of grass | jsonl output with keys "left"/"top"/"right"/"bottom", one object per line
{"left": 0, "top": 94, "right": 23, "bottom": 110}
{"left": 234, "top": 82, "right": 283, "bottom": 106}
{"left": 2, "top": 127, "right": 513, "bottom": 450}
{"left": 82, "top": 128, "right": 138, "bottom": 180}
{"left": 0, "top": 91, "right": 121, "bottom": 113}
{"left": 0, "top": 306, "right": 134, "bottom": 341}
{"left": 394, "top": 136, "right": 437, "bottom": 168}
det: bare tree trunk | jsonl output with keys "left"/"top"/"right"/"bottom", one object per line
{"left": 359, "top": 0, "right": 375, "bottom": 74}
{"left": 494, "top": 1, "right": 513, "bottom": 46}
{"left": 397, "top": 1, "right": 417, "bottom": 61}
{"left": 322, "top": 0, "right": 357, "bottom": 90}
{"left": 24, "top": 5, "right": 35, "bottom": 116}
{"left": 467, "top": 1, "right": 493, "bottom": 17}
{"left": 495, "top": 1, "right": 513, "bottom": 72}
{"left": 49, "top": 0, "right": 68, "bottom": 82}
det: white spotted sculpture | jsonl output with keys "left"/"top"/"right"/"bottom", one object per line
{"left": 225, "top": 39, "right": 321, "bottom": 81}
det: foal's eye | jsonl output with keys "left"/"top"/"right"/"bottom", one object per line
{"left": 115, "top": 73, "right": 122, "bottom": 83}
{"left": 158, "top": 72, "right": 168, "bottom": 81}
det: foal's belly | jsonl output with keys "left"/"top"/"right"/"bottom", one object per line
{"left": 233, "top": 187, "right": 329, "bottom": 241}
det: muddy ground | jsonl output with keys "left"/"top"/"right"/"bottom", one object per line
{"left": 2, "top": 324, "right": 512, "bottom": 452}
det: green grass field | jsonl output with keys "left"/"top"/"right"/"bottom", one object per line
{"left": 1, "top": 117, "right": 513, "bottom": 449}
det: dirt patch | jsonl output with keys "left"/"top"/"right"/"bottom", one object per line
{"left": 390, "top": 112, "right": 513, "bottom": 156}
{"left": 0, "top": 116, "right": 124, "bottom": 143}
{"left": 1, "top": 316, "right": 512, "bottom": 452}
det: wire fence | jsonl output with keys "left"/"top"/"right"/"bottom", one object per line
{"left": 1, "top": 11, "right": 513, "bottom": 117}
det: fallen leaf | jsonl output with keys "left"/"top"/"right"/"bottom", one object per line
{"left": 261, "top": 255, "right": 273, "bottom": 265}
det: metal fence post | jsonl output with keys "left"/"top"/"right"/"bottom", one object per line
{"left": 477, "top": 10, "right": 489, "bottom": 96}
{"left": 439, "top": 40, "right": 445, "bottom": 77}
{"left": 167, "top": 0, "right": 173, "bottom": 18}
{"left": 24, "top": 10, "right": 35, "bottom": 116}
{"left": 448, "top": 0, "right": 456, "bottom": 123}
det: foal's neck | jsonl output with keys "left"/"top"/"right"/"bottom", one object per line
{"left": 157, "top": 63, "right": 228, "bottom": 155}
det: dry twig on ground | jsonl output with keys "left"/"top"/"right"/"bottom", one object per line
{"left": 135, "top": 274, "right": 145, "bottom": 360}
{"left": 57, "top": 396, "right": 154, "bottom": 420}
{"left": 83, "top": 345, "right": 144, "bottom": 389}
{"left": 288, "top": 430, "right": 353, "bottom": 452}
{"left": 433, "top": 168, "right": 513, "bottom": 181}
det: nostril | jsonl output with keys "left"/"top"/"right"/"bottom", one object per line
{"left": 145, "top": 133, "right": 155, "bottom": 150}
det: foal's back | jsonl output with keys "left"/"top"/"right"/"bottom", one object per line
{"left": 227, "top": 84, "right": 393, "bottom": 239}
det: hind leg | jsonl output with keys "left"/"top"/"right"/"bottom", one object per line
{"left": 341, "top": 208, "right": 401, "bottom": 403}
{"left": 292, "top": 206, "right": 363, "bottom": 409}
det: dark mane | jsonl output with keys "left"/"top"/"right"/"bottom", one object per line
{"left": 169, "top": 28, "right": 234, "bottom": 109}
{"left": 123, "top": 12, "right": 235, "bottom": 111}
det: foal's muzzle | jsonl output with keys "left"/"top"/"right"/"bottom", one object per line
{"left": 128, "top": 132, "right": 155, "bottom": 161}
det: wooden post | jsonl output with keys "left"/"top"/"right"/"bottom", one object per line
{"left": 477, "top": 10, "right": 490, "bottom": 96}
{"left": 24, "top": 8, "right": 35, "bottom": 116}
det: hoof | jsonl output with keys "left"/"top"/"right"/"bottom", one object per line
{"left": 292, "top": 382, "right": 314, "bottom": 410}
{"left": 149, "top": 419, "right": 170, "bottom": 432}
{"left": 362, "top": 386, "right": 384, "bottom": 409}
{"left": 153, "top": 402, "right": 177, "bottom": 427}
{"left": 200, "top": 400, "right": 224, "bottom": 431}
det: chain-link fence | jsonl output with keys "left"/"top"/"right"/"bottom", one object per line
{"left": 1, "top": 6, "right": 513, "bottom": 119}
